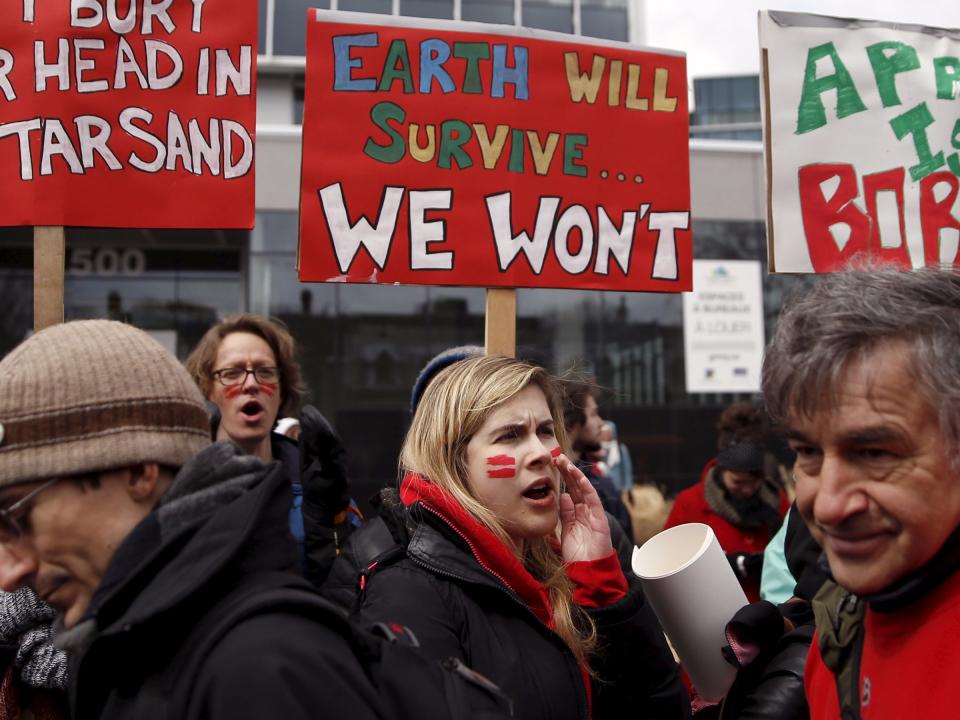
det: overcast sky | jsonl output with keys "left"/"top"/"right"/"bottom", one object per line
{"left": 643, "top": 1, "right": 960, "bottom": 82}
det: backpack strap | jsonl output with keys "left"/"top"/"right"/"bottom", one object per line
{"left": 347, "top": 493, "right": 412, "bottom": 613}
{"left": 812, "top": 580, "right": 865, "bottom": 720}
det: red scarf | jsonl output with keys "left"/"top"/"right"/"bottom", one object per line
{"left": 400, "top": 473, "right": 595, "bottom": 716}
{"left": 400, "top": 473, "right": 556, "bottom": 629}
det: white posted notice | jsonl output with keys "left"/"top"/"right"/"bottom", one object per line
{"left": 682, "top": 260, "right": 765, "bottom": 393}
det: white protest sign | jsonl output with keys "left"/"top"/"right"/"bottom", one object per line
{"left": 760, "top": 10, "right": 960, "bottom": 272}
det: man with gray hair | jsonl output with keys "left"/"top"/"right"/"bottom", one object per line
{"left": 762, "top": 267, "right": 960, "bottom": 720}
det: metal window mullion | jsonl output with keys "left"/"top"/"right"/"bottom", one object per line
{"left": 393, "top": 0, "right": 400, "bottom": 16}
{"left": 331, "top": 0, "right": 338, "bottom": 10}
{"left": 265, "top": 0, "right": 275, "bottom": 56}
{"left": 453, "top": 0, "right": 462, "bottom": 21}
{"left": 514, "top": 0, "right": 521, "bottom": 27}
{"left": 572, "top": 0, "right": 581, "bottom": 35}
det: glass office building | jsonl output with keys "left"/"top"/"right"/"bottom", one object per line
{"left": 0, "top": 2, "right": 800, "bottom": 508}
{"left": 689, "top": 75, "right": 763, "bottom": 141}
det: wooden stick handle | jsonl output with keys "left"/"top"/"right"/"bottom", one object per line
{"left": 34, "top": 225, "right": 65, "bottom": 331}
{"left": 485, "top": 288, "right": 516, "bottom": 357}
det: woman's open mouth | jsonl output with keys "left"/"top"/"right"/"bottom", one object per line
{"left": 522, "top": 480, "right": 555, "bottom": 507}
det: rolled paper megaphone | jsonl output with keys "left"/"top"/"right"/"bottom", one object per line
{"left": 631, "top": 523, "right": 748, "bottom": 702}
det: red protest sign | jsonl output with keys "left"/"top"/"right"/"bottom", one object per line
{"left": 0, "top": 0, "right": 256, "bottom": 229}
{"left": 299, "top": 11, "right": 691, "bottom": 291}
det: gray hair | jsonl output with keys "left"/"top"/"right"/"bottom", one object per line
{"left": 762, "top": 266, "right": 960, "bottom": 467}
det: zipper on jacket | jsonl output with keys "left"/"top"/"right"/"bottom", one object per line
{"left": 411, "top": 503, "right": 592, "bottom": 720}
{"left": 419, "top": 503, "right": 519, "bottom": 598}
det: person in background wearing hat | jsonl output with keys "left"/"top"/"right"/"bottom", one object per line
{"left": 184, "top": 314, "right": 360, "bottom": 586}
{"left": 0, "top": 320, "right": 386, "bottom": 720}
{"left": 665, "top": 436, "right": 789, "bottom": 602}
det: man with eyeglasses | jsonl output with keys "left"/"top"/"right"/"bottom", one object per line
{"left": 0, "top": 320, "right": 382, "bottom": 719}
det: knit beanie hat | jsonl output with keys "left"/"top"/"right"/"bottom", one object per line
{"left": 0, "top": 320, "right": 210, "bottom": 487}
{"left": 715, "top": 439, "right": 765, "bottom": 474}
{"left": 409, "top": 345, "right": 483, "bottom": 415}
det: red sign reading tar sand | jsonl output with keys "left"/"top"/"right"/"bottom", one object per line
{"left": 0, "top": 0, "right": 256, "bottom": 228}
{"left": 299, "top": 11, "right": 691, "bottom": 291}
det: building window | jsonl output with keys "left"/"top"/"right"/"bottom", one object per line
{"left": 259, "top": 0, "right": 268, "bottom": 52}
{"left": 400, "top": 0, "right": 454, "bottom": 20}
{"left": 461, "top": 0, "right": 514, "bottom": 24}
{"left": 339, "top": 0, "right": 393, "bottom": 14}
{"left": 522, "top": 0, "right": 573, "bottom": 34}
{"left": 581, "top": 0, "right": 628, "bottom": 42}
{"left": 262, "top": 0, "right": 634, "bottom": 60}
{"left": 274, "top": 0, "right": 329, "bottom": 56}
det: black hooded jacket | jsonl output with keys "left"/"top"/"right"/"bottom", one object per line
{"left": 63, "top": 444, "right": 384, "bottom": 720}
{"left": 329, "top": 486, "right": 689, "bottom": 720}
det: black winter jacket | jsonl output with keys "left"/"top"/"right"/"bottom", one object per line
{"left": 331, "top": 487, "right": 689, "bottom": 720}
{"left": 65, "top": 444, "right": 385, "bottom": 720}
{"left": 716, "top": 624, "right": 813, "bottom": 720}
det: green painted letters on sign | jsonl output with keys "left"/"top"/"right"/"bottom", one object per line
{"left": 935, "top": 57, "right": 960, "bottom": 100}
{"left": 866, "top": 41, "right": 920, "bottom": 108}
{"left": 796, "top": 42, "right": 867, "bottom": 135}
{"left": 889, "top": 102, "right": 945, "bottom": 181}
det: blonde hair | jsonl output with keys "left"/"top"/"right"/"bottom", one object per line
{"left": 401, "top": 354, "right": 598, "bottom": 665}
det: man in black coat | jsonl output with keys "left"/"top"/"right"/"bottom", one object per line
{"left": 0, "top": 320, "right": 385, "bottom": 720}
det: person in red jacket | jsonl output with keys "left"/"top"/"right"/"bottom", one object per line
{"left": 762, "top": 266, "right": 960, "bottom": 720}
{"left": 665, "top": 439, "right": 788, "bottom": 602}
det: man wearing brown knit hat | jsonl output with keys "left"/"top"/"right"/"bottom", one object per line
{"left": 0, "top": 320, "right": 384, "bottom": 720}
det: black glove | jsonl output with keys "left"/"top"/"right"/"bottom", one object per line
{"left": 299, "top": 405, "right": 351, "bottom": 524}
{"left": 721, "top": 600, "right": 785, "bottom": 669}
{"left": 205, "top": 400, "right": 221, "bottom": 441}
{"left": 726, "top": 551, "right": 764, "bottom": 581}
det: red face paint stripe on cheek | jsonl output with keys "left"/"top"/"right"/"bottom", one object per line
{"left": 259, "top": 383, "right": 278, "bottom": 397}
{"left": 550, "top": 447, "right": 562, "bottom": 458}
{"left": 487, "top": 455, "right": 516, "bottom": 466}
{"left": 487, "top": 468, "right": 516, "bottom": 479}
{"left": 224, "top": 385, "right": 243, "bottom": 399}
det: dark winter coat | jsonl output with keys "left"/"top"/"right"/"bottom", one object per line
{"left": 63, "top": 443, "right": 384, "bottom": 720}
{"left": 332, "top": 481, "right": 689, "bottom": 720}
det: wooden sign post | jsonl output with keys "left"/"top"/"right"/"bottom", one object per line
{"left": 33, "top": 226, "right": 65, "bottom": 331}
{"left": 485, "top": 288, "right": 516, "bottom": 357}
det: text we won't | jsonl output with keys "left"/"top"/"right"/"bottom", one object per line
{"left": 800, "top": 164, "right": 960, "bottom": 270}
{"left": 317, "top": 183, "right": 688, "bottom": 280}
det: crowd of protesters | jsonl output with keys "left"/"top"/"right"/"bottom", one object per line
{"left": 0, "top": 264, "right": 957, "bottom": 719}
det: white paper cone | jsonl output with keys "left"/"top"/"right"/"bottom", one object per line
{"left": 631, "top": 523, "right": 748, "bottom": 702}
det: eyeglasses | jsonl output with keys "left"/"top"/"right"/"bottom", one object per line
{"left": 0, "top": 478, "right": 60, "bottom": 544}
{"left": 212, "top": 366, "right": 279, "bottom": 387}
